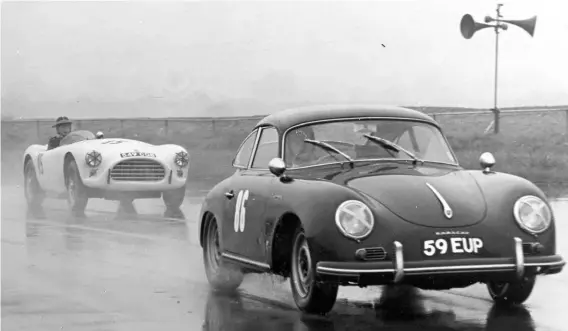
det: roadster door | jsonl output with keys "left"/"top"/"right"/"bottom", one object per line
{"left": 38, "top": 146, "right": 68, "bottom": 193}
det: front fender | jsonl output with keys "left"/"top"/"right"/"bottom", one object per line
{"left": 198, "top": 177, "right": 233, "bottom": 247}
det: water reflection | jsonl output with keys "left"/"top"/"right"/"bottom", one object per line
{"left": 202, "top": 285, "right": 535, "bottom": 331}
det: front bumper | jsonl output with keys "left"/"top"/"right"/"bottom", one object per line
{"left": 316, "top": 237, "right": 565, "bottom": 283}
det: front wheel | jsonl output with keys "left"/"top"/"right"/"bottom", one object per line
{"left": 486, "top": 274, "right": 536, "bottom": 305}
{"left": 163, "top": 186, "right": 186, "bottom": 219}
{"left": 203, "top": 217, "right": 244, "bottom": 292}
{"left": 66, "top": 160, "right": 89, "bottom": 217}
{"left": 290, "top": 227, "right": 338, "bottom": 314}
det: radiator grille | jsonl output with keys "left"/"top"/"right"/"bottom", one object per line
{"left": 110, "top": 159, "right": 166, "bottom": 182}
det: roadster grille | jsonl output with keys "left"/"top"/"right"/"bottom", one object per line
{"left": 355, "top": 247, "right": 387, "bottom": 261}
{"left": 110, "top": 159, "right": 166, "bottom": 182}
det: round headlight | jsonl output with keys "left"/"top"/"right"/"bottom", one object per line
{"left": 174, "top": 151, "right": 189, "bottom": 167}
{"left": 335, "top": 200, "right": 375, "bottom": 240}
{"left": 85, "top": 150, "right": 102, "bottom": 167}
{"left": 513, "top": 195, "right": 552, "bottom": 234}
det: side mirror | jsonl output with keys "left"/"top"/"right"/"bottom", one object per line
{"left": 268, "top": 157, "right": 286, "bottom": 177}
{"left": 479, "top": 152, "right": 495, "bottom": 173}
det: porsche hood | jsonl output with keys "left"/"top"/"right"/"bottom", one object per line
{"left": 347, "top": 170, "right": 487, "bottom": 228}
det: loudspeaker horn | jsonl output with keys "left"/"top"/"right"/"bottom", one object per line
{"left": 460, "top": 14, "right": 495, "bottom": 39}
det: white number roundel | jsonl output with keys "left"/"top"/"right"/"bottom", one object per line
{"left": 233, "top": 190, "right": 249, "bottom": 233}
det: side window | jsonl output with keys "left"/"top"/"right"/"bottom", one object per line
{"left": 233, "top": 129, "right": 258, "bottom": 168}
{"left": 251, "top": 127, "right": 279, "bottom": 168}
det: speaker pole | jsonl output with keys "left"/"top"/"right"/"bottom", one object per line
{"left": 461, "top": 4, "right": 537, "bottom": 135}
{"left": 492, "top": 3, "right": 503, "bottom": 134}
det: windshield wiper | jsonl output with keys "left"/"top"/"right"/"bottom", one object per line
{"left": 304, "top": 139, "right": 354, "bottom": 166}
{"left": 363, "top": 134, "right": 424, "bottom": 165}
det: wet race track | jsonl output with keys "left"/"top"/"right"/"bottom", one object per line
{"left": 2, "top": 186, "right": 568, "bottom": 331}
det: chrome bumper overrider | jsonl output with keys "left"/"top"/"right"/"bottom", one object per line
{"left": 316, "top": 237, "right": 566, "bottom": 283}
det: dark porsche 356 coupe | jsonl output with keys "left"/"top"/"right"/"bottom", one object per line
{"left": 198, "top": 105, "right": 565, "bottom": 314}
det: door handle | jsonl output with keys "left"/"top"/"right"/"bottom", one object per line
{"left": 225, "top": 190, "right": 235, "bottom": 199}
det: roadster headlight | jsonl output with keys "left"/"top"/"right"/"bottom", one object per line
{"left": 174, "top": 151, "right": 189, "bottom": 167}
{"left": 335, "top": 200, "right": 374, "bottom": 240}
{"left": 513, "top": 195, "right": 552, "bottom": 234}
{"left": 85, "top": 150, "right": 102, "bottom": 167}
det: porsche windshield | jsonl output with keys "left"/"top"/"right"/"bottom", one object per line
{"left": 283, "top": 119, "right": 457, "bottom": 168}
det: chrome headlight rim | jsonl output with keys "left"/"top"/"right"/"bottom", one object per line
{"left": 513, "top": 195, "right": 552, "bottom": 234}
{"left": 85, "top": 150, "right": 102, "bottom": 168}
{"left": 174, "top": 151, "right": 189, "bottom": 168}
{"left": 334, "top": 200, "right": 375, "bottom": 240}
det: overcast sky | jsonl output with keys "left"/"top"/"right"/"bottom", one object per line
{"left": 2, "top": 0, "right": 567, "bottom": 116}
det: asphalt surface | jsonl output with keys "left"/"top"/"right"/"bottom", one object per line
{"left": 2, "top": 185, "right": 567, "bottom": 331}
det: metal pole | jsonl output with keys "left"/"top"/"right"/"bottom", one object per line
{"left": 493, "top": 3, "right": 502, "bottom": 134}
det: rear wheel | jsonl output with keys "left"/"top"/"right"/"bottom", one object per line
{"left": 203, "top": 217, "right": 244, "bottom": 292}
{"left": 290, "top": 227, "right": 338, "bottom": 314}
{"left": 486, "top": 274, "right": 536, "bottom": 305}
{"left": 24, "top": 160, "right": 45, "bottom": 218}
{"left": 66, "top": 160, "right": 89, "bottom": 217}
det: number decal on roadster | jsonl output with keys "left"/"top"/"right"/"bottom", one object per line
{"left": 423, "top": 237, "right": 483, "bottom": 256}
{"left": 234, "top": 190, "right": 249, "bottom": 232}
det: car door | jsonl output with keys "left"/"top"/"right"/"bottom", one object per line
{"left": 223, "top": 126, "right": 280, "bottom": 264}
{"left": 38, "top": 146, "right": 68, "bottom": 193}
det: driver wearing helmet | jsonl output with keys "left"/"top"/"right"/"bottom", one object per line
{"left": 48, "top": 116, "right": 73, "bottom": 150}
{"left": 285, "top": 126, "right": 317, "bottom": 167}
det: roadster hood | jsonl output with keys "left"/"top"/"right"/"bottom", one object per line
{"left": 347, "top": 170, "right": 487, "bottom": 228}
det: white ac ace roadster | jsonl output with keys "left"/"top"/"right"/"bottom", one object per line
{"left": 23, "top": 130, "right": 190, "bottom": 219}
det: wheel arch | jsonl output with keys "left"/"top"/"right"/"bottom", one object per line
{"left": 24, "top": 154, "right": 33, "bottom": 172}
{"left": 63, "top": 152, "right": 75, "bottom": 184}
{"left": 199, "top": 211, "right": 216, "bottom": 248}
{"left": 269, "top": 212, "right": 302, "bottom": 277}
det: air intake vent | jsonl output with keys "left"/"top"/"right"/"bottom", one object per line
{"left": 110, "top": 159, "right": 165, "bottom": 182}
{"left": 355, "top": 247, "right": 387, "bottom": 261}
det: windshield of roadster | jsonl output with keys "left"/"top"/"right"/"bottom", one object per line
{"left": 283, "top": 119, "right": 457, "bottom": 168}
{"left": 60, "top": 130, "right": 96, "bottom": 146}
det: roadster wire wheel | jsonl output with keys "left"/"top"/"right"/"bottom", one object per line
{"left": 202, "top": 216, "right": 244, "bottom": 292}
{"left": 487, "top": 275, "right": 536, "bottom": 305}
{"left": 289, "top": 227, "right": 338, "bottom": 314}
{"left": 66, "top": 160, "right": 88, "bottom": 217}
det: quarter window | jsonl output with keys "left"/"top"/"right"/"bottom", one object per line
{"left": 233, "top": 129, "right": 258, "bottom": 168}
{"left": 251, "top": 127, "right": 279, "bottom": 168}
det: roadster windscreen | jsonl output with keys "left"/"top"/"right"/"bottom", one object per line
{"left": 60, "top": 130, "right": 96, "bottom": 146}
{"left": 283, "top": 119, "right": 458, "bottom": 167}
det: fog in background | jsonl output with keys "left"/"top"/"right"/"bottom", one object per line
{"left": 2, "top": 0, "right": 568, "bottom": 119}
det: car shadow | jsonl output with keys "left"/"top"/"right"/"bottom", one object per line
{"left": 201, "top": 285, "right": 536, "bottom": 331}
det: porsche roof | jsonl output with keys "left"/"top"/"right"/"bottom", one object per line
{"left": 254, "top": 105, "right": 436, "bottom": 131}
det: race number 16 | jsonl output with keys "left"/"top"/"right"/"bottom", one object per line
{"left": 423, "top": 237, "right": 483, "bottom": 256}
{"left": 234, "top": 190, "right": 249, "bottom": 233}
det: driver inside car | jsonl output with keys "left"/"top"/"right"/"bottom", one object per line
{"left": 285, "top": 127, "right": 317, "bottom": 167}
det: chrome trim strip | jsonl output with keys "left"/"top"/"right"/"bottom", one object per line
{"left": 222, "top": 252, "right": 271, "bottom": 270}
{"left": 514, "top": 237, "right": 525, "bottom": 279}
{"left": 393, "top": 241, "right": 404, "bottom": 283}
{"left": 426, "top": 182, "right": 453, "bottom": 219}
{"left": 316, "top": 260, "right": 566, "bottom": 276}
{"left": 247, "top": 127, "right": 265, "bottom": 169}
{"left": 232, "top": 129, "right": 259, "bottom": 169}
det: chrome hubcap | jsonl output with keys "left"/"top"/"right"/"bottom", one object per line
{"left": 292, "top": 233, "right": 313, "bottom": 298}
